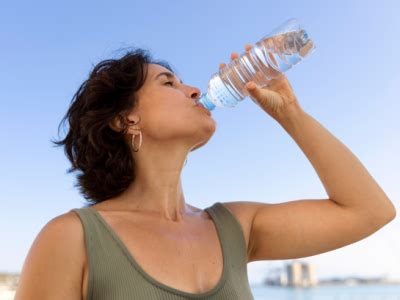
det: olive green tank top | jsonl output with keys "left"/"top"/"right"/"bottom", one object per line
{"left": 71, "top": 202, "right": 254, "bottom": 300}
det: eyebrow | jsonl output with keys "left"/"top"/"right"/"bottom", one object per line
{"left": 154, "top": 71, "right": 183, "bottom": 84}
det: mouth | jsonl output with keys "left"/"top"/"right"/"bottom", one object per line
{"left": 195, "top": 103, "right": 212, "bottom": 116}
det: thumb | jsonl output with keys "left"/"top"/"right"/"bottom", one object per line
{"left": 245, "top": 81, "right": 263, "bottom": 98}
{"left": 245, "top": 81, "right": 282, "bottom": 113}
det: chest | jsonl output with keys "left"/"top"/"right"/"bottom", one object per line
{"left": 81, "top": 214, "right": 224, "bottom": 300}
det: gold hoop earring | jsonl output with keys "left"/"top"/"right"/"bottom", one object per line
{"left": 130, "top": 117, "right": 142, "bottom": 152}
{"left": 131, "top": 130, "right": 142, "bottom": 152}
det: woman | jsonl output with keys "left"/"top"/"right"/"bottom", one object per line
{"left": 14, "top": 45, "right": 396, "bottom": 300}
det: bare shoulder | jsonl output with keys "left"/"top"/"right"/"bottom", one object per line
{"left": 14, "top": 210, "right": 85, "bottom": 300}
{"left": 219, "top": 201, "right": 264, "bottom": 262}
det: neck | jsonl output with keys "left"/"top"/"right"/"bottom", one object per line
{"left": 116, "top": 142, "right": 192, "bottom": 222}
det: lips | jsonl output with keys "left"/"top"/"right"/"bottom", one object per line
{"left": 195, "top": 103, "right": 211, "bottom": 116}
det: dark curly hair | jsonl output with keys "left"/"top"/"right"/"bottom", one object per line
{"left": 51, "top": 47, "right": 176, "bottom": 207}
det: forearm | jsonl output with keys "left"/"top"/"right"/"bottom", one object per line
{"left": 279, "top": 107, "right": 396, "bottom": 220}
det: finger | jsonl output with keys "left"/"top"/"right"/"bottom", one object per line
{"left": 230, "top": 52, "right": 239, "bottom": 60}
{"left": 231, "top": 45, "right": 252, "bottom": 62}
{"left": 219, "top": 63, "right": 226, "bottom": 70}
{"left": 245, "top": 81, "right": 282, "bottom": 113}
{"left": 245, "top": 44, "right": 253, "bottom": 52}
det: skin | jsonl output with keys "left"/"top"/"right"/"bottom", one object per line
{"left": 107, "top": 62, "right": 217, "bottom": 221}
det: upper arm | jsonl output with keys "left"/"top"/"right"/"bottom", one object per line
{"left": 248, "top": 198, "right": 394, "bottom": 262}
{"left": 14, "top": 211, "right": 85, "bottom": 300}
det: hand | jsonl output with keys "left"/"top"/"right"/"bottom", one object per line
{"left": 219, "top": 44, "right": 304, "bottom": 124}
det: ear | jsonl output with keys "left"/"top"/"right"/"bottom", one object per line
{"left": 108, "top": 115, "right": 125, "bottom": 132}
{"left": 109, "top": 114, "right": 142, "bottom": 135}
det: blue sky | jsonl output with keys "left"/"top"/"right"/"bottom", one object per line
{"left": 1, "top": 0, "right": 399, "bottom": 284}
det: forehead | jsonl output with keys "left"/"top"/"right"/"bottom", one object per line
{"left": 148, "top": 63, "right": 183, "bottom": 83}
{"left": 149, "top": 63, "right": 170, "bottom": 74}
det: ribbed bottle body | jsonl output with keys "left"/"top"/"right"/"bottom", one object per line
{"left": 198, "top": 18, "right": 316, "bottom": 111}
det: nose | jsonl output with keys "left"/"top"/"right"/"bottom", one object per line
{"left": 188, "top": 86, "right": 201, "bottom": 101}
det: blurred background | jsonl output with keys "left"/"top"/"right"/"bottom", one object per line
{"left": 1, "top": 0, "right": 399, "bottom": 298}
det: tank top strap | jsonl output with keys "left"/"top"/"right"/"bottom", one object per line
{"left": 70, "top": 206, "right": 108, "bottom": 255}
{"left": 70, "top": 206, "right": 132, "bottom": 300}
{"left": 70, "top": 206, "right": 126, "bottom": 260}
{"left": 205, "top": 202, "right": 249, "bottom": 275}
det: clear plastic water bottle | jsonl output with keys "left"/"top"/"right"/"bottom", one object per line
{"left": 196, "top": 18, "right": 316, "bottom": 111}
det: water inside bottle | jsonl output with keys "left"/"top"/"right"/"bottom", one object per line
{"left": 198, "top": 29, "right": 315, "bottom": 110}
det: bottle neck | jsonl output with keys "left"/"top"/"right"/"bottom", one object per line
{"left": 197, "top": 93, "right": 216, "bottom": 111}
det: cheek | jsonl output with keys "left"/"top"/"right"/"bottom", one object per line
{"left": 142, "top": 107, "right": 190, "bottom": 139}
{"left": 140, "top": 94, "right": 213, "bottom": 139}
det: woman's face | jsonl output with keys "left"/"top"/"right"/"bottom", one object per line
{"left": 133, "top": 63, "right": 216, "bottom": 151}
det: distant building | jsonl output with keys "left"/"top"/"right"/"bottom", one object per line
{"left": 263, "top": 262, "right": 400, "bottom": 287}
{"left": 286, "top": 260, "right": 318, "bottom": 287}
{"left": 263, "top": 260, "right": 318, "bottom": 287}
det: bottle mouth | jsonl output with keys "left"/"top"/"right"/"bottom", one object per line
{"left": 197, "top": 93, "right": 216, "bottom": 111}
{"left": 195, "top": 92, "right": 204, "bottom": 105}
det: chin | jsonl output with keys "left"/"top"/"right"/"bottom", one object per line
{"left": 190, "top": 140, "right": 207, "bottom": 152}
{"left": 190, "top": 126, "right": 216, "bottom": 152}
